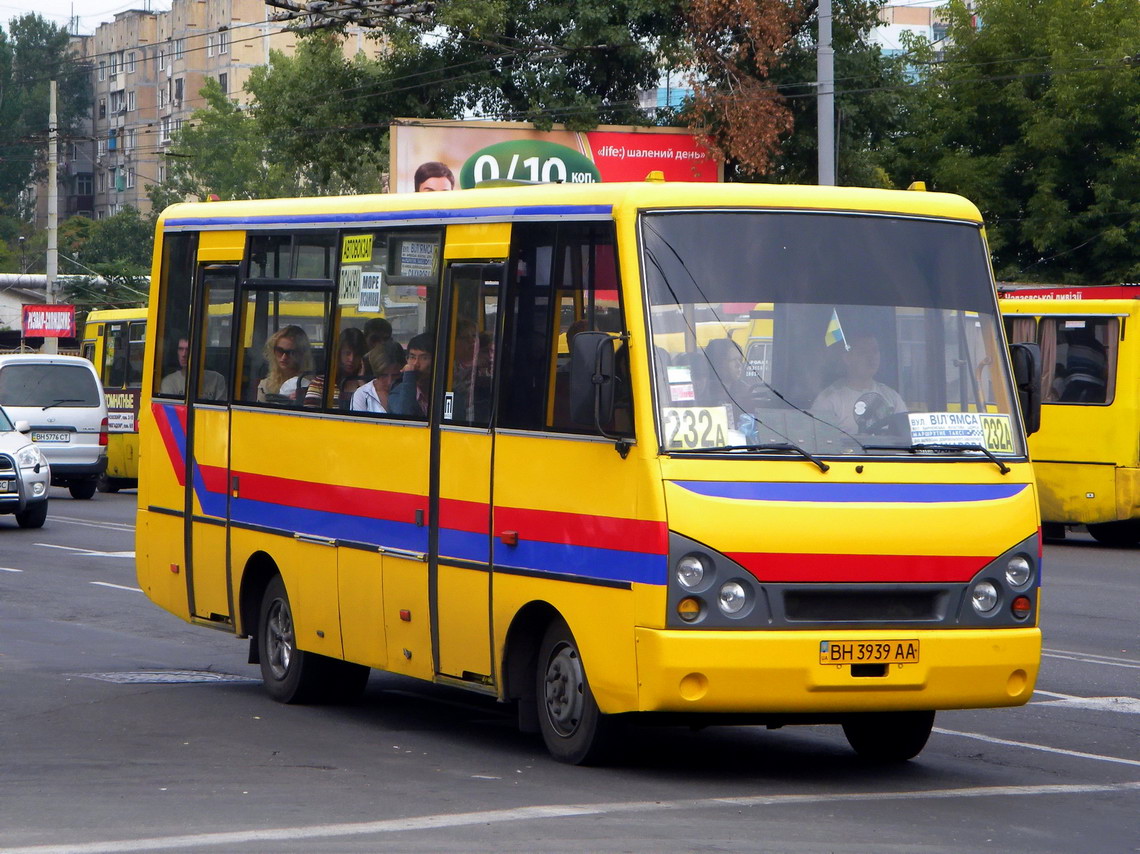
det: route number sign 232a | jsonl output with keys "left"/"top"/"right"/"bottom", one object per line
{"left": 663, "top": 406, "right": 730, "bottom": 450}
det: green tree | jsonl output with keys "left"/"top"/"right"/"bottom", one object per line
{"left": 57, "top": 208, "right": 151, "bottom": 309}
{"left": 898, "top": 0, "right": 1140, "bottom": 284}
{"left": 0, "top": 14, "right": 91, "bottom": 217}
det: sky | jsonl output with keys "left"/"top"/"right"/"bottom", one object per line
{"left": 1, "top": 0, "right": 173, "bottom": 36}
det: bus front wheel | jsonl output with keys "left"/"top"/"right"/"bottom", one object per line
{"left": 841, "top": 710, "right": 935, "bottom": 762}
{"left": 257, "top": 575, "right": 369, "bottom": 704}
{"left": 535, "top": 618, "right": 615, "bottom": 765}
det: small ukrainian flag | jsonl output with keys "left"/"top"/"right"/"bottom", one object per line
{"left": 824, "top": 308, "right": 849, "bottom": 350}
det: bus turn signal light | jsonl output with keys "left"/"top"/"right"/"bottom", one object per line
{"left": 1011, "top": 596, "right": 1032, "bottom": 620}
{"left": 677, "top": 597, "right": 701, "bottom": 622}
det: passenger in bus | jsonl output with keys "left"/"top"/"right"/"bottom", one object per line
{"left": 304, "top": 326, "right": 368, "bottom": 409}
{"left": 351, "top": 342, "right": 406, "bottom": 414}
{"left": 258, "top": 325, "right": 313, "bottom": 404}
{"left": 160, "top": 336, "right": 226, "bottom": 400}
{"left": 700, "top": 338, "right": 753, "bottom": 422}
{"left": 389, "top": 332, "right": 434, "bottom": 418}
{"left": 811, "top": 334, "right": 905, "bottom": 433}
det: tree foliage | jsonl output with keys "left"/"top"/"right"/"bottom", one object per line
{"left": 0, "top": 14, "right": 91, "bottom": 218}
{"left": 57, "top": 208, "right": 151, "bottom": 309}
{"left": 898, "top": 0, "right": 1140, "bottom": 284}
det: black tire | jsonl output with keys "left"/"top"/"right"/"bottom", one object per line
{"left": 842, "top": 710, "right": 935, "bottom": 762}
{"left": 96, "top": 474, "right": 121, "bottom": 494}
{"left": 535, "top": 617, "right": 616, "bottom": 765}
{"left": 68, "top": 480, "right": 97, "bottom": 500}
{"left": 1086, "top": 520, "right": 1140, "bottom": 548}
{"left": 15, "top": 500, "right": 48, "bottom": 529}
{"left": 256, "top": 575, "right": 368, "bottom": 704}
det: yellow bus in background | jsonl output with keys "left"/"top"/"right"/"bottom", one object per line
{"left": 1001, "top": 283, "right": 1140, "bottom": 546}
{"left": 82, "top": 308, "right": 146, "bottom": 492}
{"left": 136, "top": 180, "right": 1043, "bottom": 764}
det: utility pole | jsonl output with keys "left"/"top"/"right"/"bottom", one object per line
{"left": 817, "top": 0, "right": 835, "bottom": 186}
{"left": 45, "top": 80, "right": 59, "bottom": 354}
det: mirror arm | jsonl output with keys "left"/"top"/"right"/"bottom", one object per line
{"left": 591, "top": 333, "right": 631, "bottom": 457}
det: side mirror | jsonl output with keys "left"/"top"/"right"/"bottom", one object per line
{"left": 569, "top": 331, "right": 616, "bottom": 428}
{"left": 1009, "top": 342, "right": 1042, "bottom": 437}
{"left": 14, "top": 420, "right": 31, "bottom": 434}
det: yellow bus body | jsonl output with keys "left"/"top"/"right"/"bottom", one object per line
{"left": 136, "top": 181, "right": 1041, "bottom": 760}
{"left": 1001, "top": 294, "right": 1140, "bottom": 540}
{"left": 83, "top": 307, "right": 146, "bottom": 488}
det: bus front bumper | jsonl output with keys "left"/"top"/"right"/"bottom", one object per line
{"left": 632, "top": 627, "right": 1041, "bottom": 715}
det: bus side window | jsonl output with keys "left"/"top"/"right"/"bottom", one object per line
{"left": 499, "top": 221, "right": 630, "bottom": 435}
{"left": 238, "top": 288, "right": 331, "bottom": 407}
{"left": 1038, "top": 317, "right": 1117, "bottom": 405}
{"left": 152, "top": 232, "right": 198, "bottom": 399}
{"left": 127, "top": 321, "right": 146, "bottom": 388}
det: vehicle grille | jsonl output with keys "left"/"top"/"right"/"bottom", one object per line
{"left": 783, "top": 589, "right": 942, "bottom": 622}
{"left": 0, "top": 455, "right": 13, "bottom": 472}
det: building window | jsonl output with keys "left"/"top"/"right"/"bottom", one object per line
{"left": 127, "top": 128, "right": 136, "bottom": 150}
{"left": 77, "top": 173, "right": 93, "bottom": 195}
{"left": 218, "top": 72, "right": 228, "bottom": 94}
{"left": 98, "top": 138, "right": 106, "bottom": 156}
{"left": 158, "top": 49, "right": 166, "bottom": 71}
{"left": 174, "top": 77, "right": 183, "bottom": 105}
{"left": 110, "top": 90, "right": 124, "bottom": 113}
{"left": 127, "top": 52, "right": 136, "bottom": 73}
{"left": 127, "top": 90, "right": 136, "bottom": 112}
{"left": 126, "top": 169, "right": 135, "bottom": 189}
{"left": 174, "top": 38, "right": 185, "bottom": 60}
{"left": 158, "top": 163, "right": 166, "bottom": 183}
{"left": 161, "top": 117, "right": 172, "bottom": 142}
{"left": 159, "top": 87, "right": 168, "bottom": 109}
{"left": 98, "top": 98, "right": 106, "bottom": 119}
{"left": 98, "top": 171, "right": 106, "bottom": 192}
{"left": 98, "top": 60, "right": 106, "bottom": 81}
{"left": 109, "top": 53, "right": 119, "bottom": 78}
{"left": 207, "top": 36, "right": 214, "bottom": 57}
{"left": 219, "top": 30, "right": 229, "bottom": 54}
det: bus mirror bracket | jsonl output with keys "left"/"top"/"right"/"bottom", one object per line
{"left": 1009, "top": 342, "right": 1042, "bottom": 436}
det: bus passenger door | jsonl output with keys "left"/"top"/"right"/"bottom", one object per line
{"left": 186, "top": 264, "right": 239, "bottom": 622}
{"left": 430, "top": 262, "right": 501, "bottom": 685}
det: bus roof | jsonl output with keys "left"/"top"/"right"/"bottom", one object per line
{"left": 84, "top": 307, "right": 148, "bottom": 324}
{"left": 157, "top": 181, "right": 986, "bottom": 232}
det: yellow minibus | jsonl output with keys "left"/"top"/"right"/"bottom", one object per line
{"left": 82, "top": 308, "right": 146, "bottom": 492}
{"left": 136, "top": 180, "right": 1043, "bottom": 764}
{"left": 1001, "top": 284, "right": 1139, "bottom": 546}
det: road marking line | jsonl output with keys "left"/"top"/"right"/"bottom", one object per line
{"left": 89, "top": 582, "right": 142, "bottom": 593}
{"left": 1043, "top": 648, "right": 1140, "bottom": 669}
{"left": 35, "top": 543, "right": 135, "bottom": 558}
{"left": 49, "top": 515, "right": 135, "bottom": 532}
{"left": 933, "top": 727, "right": 1140, "bottom": 766}
{"left": 4, "top": 782, "right": 1138, "bottom": 853}
{"left": 0, "top": 566, "right": 24, "bottom": 572}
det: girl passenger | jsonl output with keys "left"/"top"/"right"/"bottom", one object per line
{"left": 351, "top": 342, "right": 406, "bottom": 414}
{"left": 258, "top": 325, "right": 314, "bottom": 403}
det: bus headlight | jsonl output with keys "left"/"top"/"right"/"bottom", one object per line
{"left": 1005, "top": 555, "right": 1032, "bottom": 588}
{"left": 971, "top": 580, "right": 999, "bottom": 615}
{"left": 718, "top": 582, "right": 747, "bottom": 615}
{"left": 676, "top": 555, "right": 707, "bottom": 590}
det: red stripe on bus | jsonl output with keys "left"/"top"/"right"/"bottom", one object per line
{"left": 227, "top": 470, "right": 426, "bottom": 522}
{"left": 495, "top": 506, "right": 667, "bottom": 554}
{"left": 151, "top": 403, "right": 186, "bottom": 487}
{"left": 729, "top": 552, "right": 990, "bottom": 583}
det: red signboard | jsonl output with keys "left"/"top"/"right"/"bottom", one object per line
{"left": 22, "top": 304, "right": 76, "bottom": 338}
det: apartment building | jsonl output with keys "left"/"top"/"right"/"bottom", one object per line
{"left": 82, "top": 0, "right": 383, "bottom": 220}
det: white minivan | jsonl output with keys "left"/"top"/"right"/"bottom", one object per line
{"left": 0, "top": 355, "right": 108, "bottom": 500}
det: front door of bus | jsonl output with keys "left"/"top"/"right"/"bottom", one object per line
{"left": 430, "top": 262, "right": 501, "bottom": 684}
{"left": 186, "top": 264, "right": 239, "bottom": 622}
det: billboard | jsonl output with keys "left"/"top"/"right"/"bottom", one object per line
{"left": 391, "top": 120, "right": 722, "bottom": 194}
{"left": 22, "top": 304, "right": 76, "bottom": 338}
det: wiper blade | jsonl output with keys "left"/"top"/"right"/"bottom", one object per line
{"left": 680, "top": 442, "right": 830, "bottom": 473}
{"left": 865, "top": 442, "right": 1010, "bottom": 475}
{"left": 42, "top": 398, "right": 83, "bottom": 411}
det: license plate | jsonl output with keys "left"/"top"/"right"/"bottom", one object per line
{"left": 31, "top": 431, "right": 69, "bottom": 443}
{"left": 819, "top": 639, "right": 919, "bottom": 665}
{"left": 0, "top": 481, "right": 11, "bottom": 492}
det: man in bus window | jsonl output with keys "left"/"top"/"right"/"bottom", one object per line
{"left": 811, "top": 333, "right": 904, "bottom": 434}
{"left": 161, "top": 336, "right": 226, "bottom": 400}
{"left": 389, "top": 332, "right": 434, "bottom": 418}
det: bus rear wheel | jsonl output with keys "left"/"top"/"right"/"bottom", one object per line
{"left": 1087, "top": 520, "right": 1140, "bottom": 548}
{"left": 535, "top": 617, "right": 616, "bottom": 765}
{"left": 841, "top": 710, "right": 935, "bottom": 762}
{"left": 257, "top": 575, "right": 369, "bottom": 704}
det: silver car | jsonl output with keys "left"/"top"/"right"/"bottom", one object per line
{"left": 0, "top": 407, "right": 51, "bottom": 528}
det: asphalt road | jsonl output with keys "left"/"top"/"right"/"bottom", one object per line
{"left": 0, "top": 489, "right": 1136, "bottom": 853}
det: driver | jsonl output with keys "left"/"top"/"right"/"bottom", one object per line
{"left": 811, "top": 334, "right": 906, "bottom": 433}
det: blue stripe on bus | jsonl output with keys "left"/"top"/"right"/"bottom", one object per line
{"left": 673, "top": 481, "right": 1028, "bottom": 503}
{"left": 493, "top": 540, "right": 667, "bottom": 586}
{"left": 164, "top": 204, "right": 614, "bottom": 228}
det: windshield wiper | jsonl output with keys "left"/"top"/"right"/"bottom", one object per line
{"left": 864, "top": 442, "right": 1010, "bottom": 475}
{"left": 42, "top": 398, "right": 84, "bottom": 411}
{"left": 680, "top": 442, "right": 830, "bottom": 473}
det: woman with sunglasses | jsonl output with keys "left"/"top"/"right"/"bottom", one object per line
{"left": 258, "top": 325, "right": 314, "bottom": 403}
{"left": 351, "top": 342, "right": 406, "bottom": 414}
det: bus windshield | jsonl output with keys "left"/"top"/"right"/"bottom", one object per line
{"left": 642, "top": 210, "right": 1024, "bottom": 458}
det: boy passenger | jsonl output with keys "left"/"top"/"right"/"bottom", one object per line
{"left": 389, "top": 332, "right": 433, "bottom": 418}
